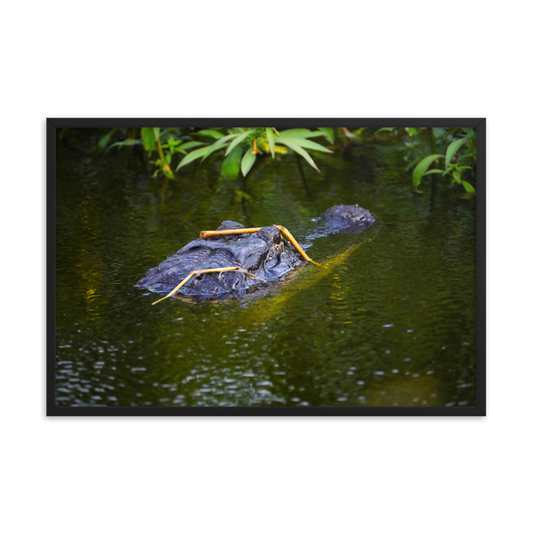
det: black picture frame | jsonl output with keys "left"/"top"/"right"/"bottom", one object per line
{"left": 47, "top": 118, "right": 486, "bottom": 416}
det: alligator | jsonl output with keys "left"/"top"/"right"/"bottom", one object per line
{"left": 136, "top": 204, "right": 375, "bottom": 303}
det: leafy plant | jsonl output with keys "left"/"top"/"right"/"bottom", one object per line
{"left": 176, "top": 127, "right": 333, "bottom": 178}
{"left": 372, "top": 127, "right": 477, "bottom": 194}
{"left": 99, "top": 127, "right": 335, "bottom": 180}
{"left": 410, "top": 128, "right": 476, "bottom": 194}
{"left": 100, "top": 127, "right": 205, "bottom": 179}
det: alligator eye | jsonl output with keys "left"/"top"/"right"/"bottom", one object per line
{"left": 273, "top": 233, "right": 282, "bottom": 245}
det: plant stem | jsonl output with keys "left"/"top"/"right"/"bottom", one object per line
{"left": 157, "top": 137, "right": 175, "bottom": 178}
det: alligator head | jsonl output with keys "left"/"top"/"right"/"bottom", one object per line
{"left": 136, "top": 220, "right": 301, "bottom": 298}
{"left": 137, "top": 204, "right": 375, "bottom": 300}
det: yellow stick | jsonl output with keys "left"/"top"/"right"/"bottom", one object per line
{"left": 152, "top": 266, "right": 240, "bottom": 305}
{"left": 274, "top": 225, "right": 323, "bottom": 267}
{"left": 200, "top": 225, "right": 322, "bottom": 266}
{"left": 200, "top": 227, "right": 262, "bottom": 238}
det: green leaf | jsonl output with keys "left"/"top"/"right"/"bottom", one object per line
{"left": 281, "top": 137, "right": 333, "bottom": 153}
{"left": 153, "top": 128, "right": 161, "bottom": 141}
{"left": 141, "top": 128, "right": 156, "bottom": 152}
{"left": 376, "top": 127, "right": 395, "bottom": 134}
{"left": 445, "top": 137, "right": 469, "bottom": 168}
{"left": 412, "top": 154, "right": 444, "bottom": 190}
{"left": 462, "top": 181, "right": 476, "bottom": 194}
{"left": 177, "top": 141, "right": 207, "bottom": 153}
{"left": 276, "top": 138, "right": 320, "bottom": 172}
{"left": 408, "top": 127, "right": 417, "bottom": 136}
{"left": 241, "top": 147, "right": 257, "bottom": 177}
{"left": 278, "top": 128, "right": 323, "bottom": 139}
{"left": 266, "top": 128, "right": 276, "bottom": 159}
{"left": 423, "top": 169, "right": 443, "bottom": 175}
{"left": 176, "top": 144, "right": 229, "bottom": 171}
{"left": 226, "top": 129, "right": 256, "bottom": 156}
{"left": 194, "top": 129, "right": 225, "bottom": 139}
{"left": 318, "top": 127, "right": 334, "bottom": 144}
{"left": 220, "top": 145, "right": 244, "bottom": 180}
{"left": 97, "top": 128, "right": 117, "bottom": 150}
{"left": 452, "top": 170, "right": 462, "bottom": 183}
{"left": 107, "top": 139, "right": 143, "bottom": 151}
{"left": 201, "top": 133, "right": 239, "bottom": 161}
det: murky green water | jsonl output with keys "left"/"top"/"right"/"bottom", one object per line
{"left": 55, "top": 130, "right": 476, "bottom": 407}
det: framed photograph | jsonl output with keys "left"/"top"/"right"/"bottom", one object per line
{"left": 47, "top": 118, "right": 486, "bottom": 416}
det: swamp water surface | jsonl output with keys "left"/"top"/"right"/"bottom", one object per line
{"left": 55, "top": 130, "right": 477, "bottom": 407}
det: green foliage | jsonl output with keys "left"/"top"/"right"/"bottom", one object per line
{"left": 98, "top": 126, "right": 333, "bottom": 181}
{"left": 96, "top": 125, "right": 476, "bottom": 196}
{"left": 412, "top": 154, "right": 445, "bottom": 190}
{"left": 176, "top": 127, "right": 333, "bottom": 177}
{"left": 98, "top": 127, "right": 210, "bottom": 179}
{"left": 378, "top": 127, "right": 477, "bottom": 194}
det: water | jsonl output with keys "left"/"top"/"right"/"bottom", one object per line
{"left": 55, "top": 130, "right": 476, "bottom": 407}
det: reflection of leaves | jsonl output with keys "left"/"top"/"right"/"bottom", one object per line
{"left": 234, "top": 189, "right": 253, "bottom": 202}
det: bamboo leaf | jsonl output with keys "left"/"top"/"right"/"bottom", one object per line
{"left": 452, "top": 170, "right": 462, "bottom": 183}
{"left": 412, "top": 154, "right": 444, "bottom": 190}
{"left": 281, "top": 137, "right": 333, "bottom": 153}
{"left": 226, "top": 129, "right": 256, "bottom": 156}
{"left": 318, "top": 127, "right": 334, "bottom": 144}
{"left": 462, "top": 181, "right": 476, "bottom": 194}
{"left": 266, "top": 128, "right": 276, "bottom": 159}
{"left": 176, "top": 144, "right": 229, "bottom": 171}
{"left": 276, "top": 138, "right": 320, "bottom": 172}
{"left": 97, "top": 128, "right": 117, "bottom": 150}
{"left": 176, "top": 141, "right": 207, "bottom": 153}
{"left": 278, "top": 128, "right": 323, "bottom": 139}
{"left": 201, "top": 134, "right": 239, "bottom": 161}
{"left": 445, "top": 137, "right": 469, "bottom": 168}
{"left": 194, "top": 129, "right": 225, "bottom": 139}
{"left": 241, "top": 147, "right": 257, "bottom": 177}
{"left": 141, "top": 128, "right": 156, "bottom": 152}
{"left": 423, "top": 169, "right": 443, "bottom": 175}
{"left": 107, "top": 139, "right": 143, "bottom": 151}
